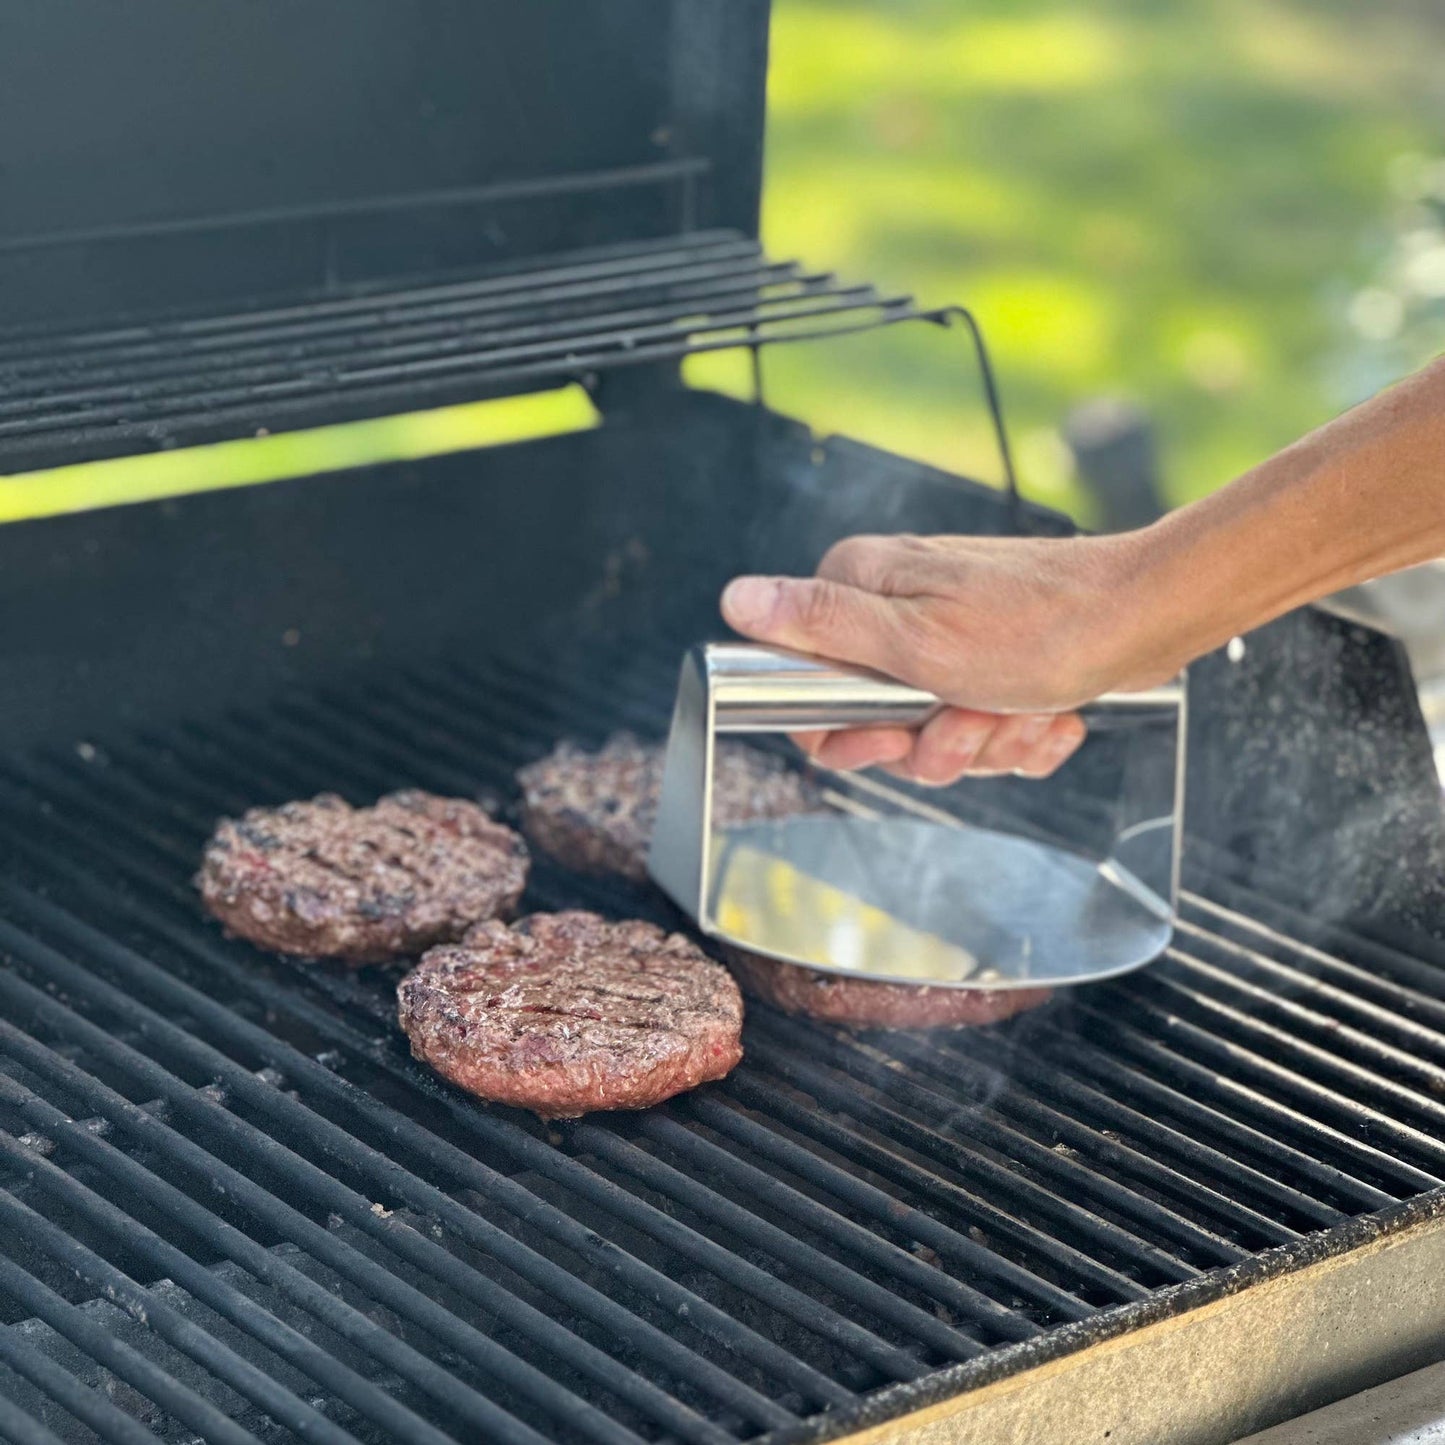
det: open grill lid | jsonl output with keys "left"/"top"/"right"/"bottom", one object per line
{"left": 0, "top": 1, "right": 817, "bottom": 471}
{"left": 1, "top": 1, "right": 769, "bottom": 328}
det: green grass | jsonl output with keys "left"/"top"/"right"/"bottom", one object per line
{"left": 6, "top": 0, "right": 1442, "bottom": 523}
{"left": 747, "top": 0, "right": 1445, "bottom": 514}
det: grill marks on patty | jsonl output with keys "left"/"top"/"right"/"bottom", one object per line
{"left": 517, "top": 732, "right": 822, "bottom": 881}
{"left": 198, "top": 791, "right": 529, "bottom": 963}
{"left": 397, "top": 911, "right": 744, "bottom": 1117}
{"left": 517, "top": 735, "right": 1050, "bottom": 1032}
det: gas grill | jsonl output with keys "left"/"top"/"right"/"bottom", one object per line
{"left": 4, "top": 5, "right": 1445, "bottom": 1444}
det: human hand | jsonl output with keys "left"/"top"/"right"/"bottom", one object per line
{"left": 720, "top": 531, "right": 1161, "bottom": 786}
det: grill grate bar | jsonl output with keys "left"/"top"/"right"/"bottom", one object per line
{"left": 981, "top": 1025, "right": 1352, "bottom": 1232}
{"left": 0, "top": 237, "right": 769, "bottom": 384}
{"left": 0, "top": 1384, "right": 70, "bottom": 1445}
{"left": 1175, "top": 913, "right": 1445, "bottom": 1071}
{"left": 578, "top": 1118, "right": 1012, "bottom": 1352}
{"left": 1037, "top": 1022, "right": 1399, "bottom": 1215}
{"left": 1187, "top": 887, "right": 1445, "bottom": 1007}
{"left": 0, "top": 232, "right": 755, "bottom": 362}
{"left": 0, "top": 1066, "right": 615, "bottom": 1445}
{"left": 0, "top": 959, "right": 648, "bottom": 1445}
{"left": 684, "top": 1093, "right": 1095, "bottom": 1321}
{"left": 1068, "top": 997, "right": 1435, "bottom": 1199}
{"left": 749, "top": 1013, "right": 1228, "bottom": 1277}
{"left": 876, "top": 1027, "right": 1269, "bottom": 1252}
{"left": 1167, "top": 947, "right": 1445, "bottom": 1116}
{"left": 710, "top": 1081, "right": 1127, "bottom": 1313}
{"left": 0, "top": 261, "right": 823, "bottom": 418}
{"left": 0, "top": 286, "right": 906, "bottom": 443}
{"left": 1122, "top": 965, "right": 1445, "bottom": 1178}
{"left": 0, "top": 1324, "right": 161, "bottom": 1445}
{"left": 732, "top": 1042, "right": 1157, "bottom": 1296}
{"left": 0, "top": 861, "right": 822, "bottom": 1427}
{"left": 643, "top": 1112, "right": 1040, "bottom": 1341}
{"left": 0, "top": 1253, "right": 266, "bottom": 1445}
{"left": 0, "top": 1186, "right": 368, "bottom": 1445}
{"left": 0, "top": 231, "right": 960, "bottom": 468}
{"left": 921, "top": 1031, "right": 1308, "bottom": 1247}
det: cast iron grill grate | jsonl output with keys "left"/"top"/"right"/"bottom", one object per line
{"left": 0, "top": 642, "right": 1443, "bottom": 1443}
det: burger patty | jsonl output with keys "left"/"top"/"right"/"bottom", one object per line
{"left": 725, "top": 948, "right": 1052, "bottom": 1030}
{"left": 517, "top": 732, "right": 822, "bottom": 882}
{"left": 397, "top": 910, "right": 744, "bottom": 1117}
{"left": 198, "top": 791, "right": 529, "bottom": 964}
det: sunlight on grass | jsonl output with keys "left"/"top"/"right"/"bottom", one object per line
{"left": 759, "top": 0, "right": 1445, "bottom": 510}
{"left": 769, "top": 8, "right": 1125, "bottom": 110}
{"left": 0, "top": 389, "right": 598, "bottom": 524}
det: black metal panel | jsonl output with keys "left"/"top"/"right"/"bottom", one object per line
{"left": 1186, "top": 614, "right": 1445, "bottom": 944}
{"left": 0, "top": 394, "right": 1039, "bottom": 754}
{"left": 0, "top": 1, "right": 769, "bottom": 327}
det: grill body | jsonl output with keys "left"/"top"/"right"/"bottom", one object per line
{"left": 4, "top": 4, "right": 1445, "bottom": 1442}
{"left": 1, "top": 398, "right": 1444, "bottom": 1445}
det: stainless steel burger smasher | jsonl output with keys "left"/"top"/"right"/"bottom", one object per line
{"left": 649, "top": 642, "right": 1187, "bottom": 989}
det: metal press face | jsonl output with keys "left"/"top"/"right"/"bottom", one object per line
{"left": 650, "top": 643, "right": 1186, "bottom": 990}
{"left": 705, "top": 814, "right": 1177, "bottom": 988}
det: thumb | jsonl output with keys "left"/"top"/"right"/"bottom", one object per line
{"left": 720, "top": 574, "right": 923, "bottom": 678}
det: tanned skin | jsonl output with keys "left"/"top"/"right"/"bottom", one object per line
{"left": 721, "top": 356, "right": 1445, "bottom": 786}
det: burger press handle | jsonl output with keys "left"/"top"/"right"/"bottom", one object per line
{"left": 650, "top": 643, "right": 1187, "bottom": 990}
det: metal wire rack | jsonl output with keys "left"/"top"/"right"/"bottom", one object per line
{"left": 0, "top": 230, "right": 1020, "bottom": 519}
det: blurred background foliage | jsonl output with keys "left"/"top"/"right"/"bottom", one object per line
{"left": 5, "top": 0, "right": 1443, "bottom": 524}
{"left": 730, "top": 0, "right": 1445, "bottom": 518}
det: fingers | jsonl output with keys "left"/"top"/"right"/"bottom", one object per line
{"left": 720, "top": 574, "right": 927, "bottom": 678}
{"left": 805, "top": 727, "right": 916, "bottom": 772}
{"left": 902, "top": 708, "right": 999, "bottom": 784}
{"left": 802, "top": 710, "right": 1087, "bottom": 788}
{"left": 968, "top": 711, "right": 1085, "bottom": 779}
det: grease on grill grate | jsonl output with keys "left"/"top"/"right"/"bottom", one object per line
{"left": 0, "top": 645, "right": 1442, "bottom": 1443}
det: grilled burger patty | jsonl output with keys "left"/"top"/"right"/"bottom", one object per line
{"left": 725, "top": 948, "right": 1052, "bottom": 1030}
{"left": 517, "top": 732, "right": 821, "bottom": 881}
{"left": 397, "top": 910, "right": 744, "bottom": 1117}
{"left": 198, "top": 791, "right": 529, "bottom": 964}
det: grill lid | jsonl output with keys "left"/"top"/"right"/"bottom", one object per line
{"left": 0, "top": 1, "right": 769, "bottom": 329}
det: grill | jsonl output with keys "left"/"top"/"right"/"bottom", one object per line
{"left": 5, "top": 5, "right": 1445, "bottom": 1443}
{"left": 1, "top": 637, "right": 1443, "bottom": 1445}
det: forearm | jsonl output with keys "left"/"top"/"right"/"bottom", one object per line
{"left": 720, "top": 358, "right": 1445, "bottom": 782}
{"left": 1116, "top": 355, "right": 1445, "bottom": 682}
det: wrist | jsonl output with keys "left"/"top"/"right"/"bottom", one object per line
{"left": 1079, "top": 526, "right": 1201, "bottom": 693}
